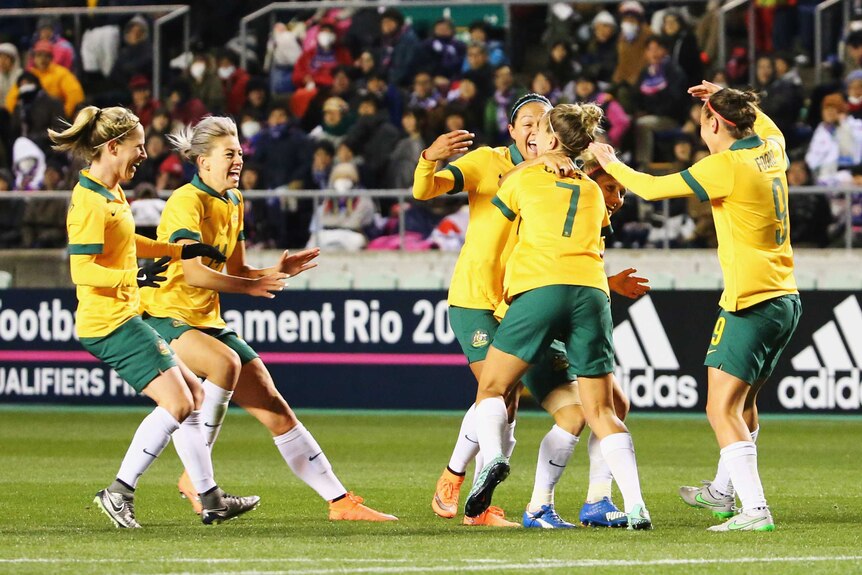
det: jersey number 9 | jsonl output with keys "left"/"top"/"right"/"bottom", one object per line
{"left": 771, "top": 178, "right": 789, "bottom": 246}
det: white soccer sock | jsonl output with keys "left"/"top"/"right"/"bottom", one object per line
{"left": 116, "top": 406, "right": 180, "bottom": 489}
{"left": 600, "top": 432, "right": 644, "bottom": 513}
{"left": 474, "top": 397, "right": 507, "bottom": 464}
{"left": 528, "top": 425, "right": 578, "bottom": 511}
{"left": 171, "top": 410, "right": 218, "bottom": 494}
{"left": 502, "top": 419, "right": 517, "bottom": 458}
{"left": 274, "top": 423, "right": 346, "bottom": 501}
{"left": 711, "top": 425, "right": 760, "bottom": 497}
{"left": 586, "top": 430, "right": 613, "bottom": 503}
{"left": 447, "top": 404, "right": 480, "bottom": 474}
{"left": 199, "top": 380, "right": 233, "bottom": 448}
{"left": 719, "top": 441, "right": 767, "bottom": 512}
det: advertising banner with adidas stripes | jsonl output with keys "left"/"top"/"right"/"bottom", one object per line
{"left": 0, "top": 289, "right": 859, "bottom": 413}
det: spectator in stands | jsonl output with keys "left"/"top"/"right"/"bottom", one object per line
{"left": 0, "top": 167, "right": 24, "bottom": 248}
{"left": 264, "top": 21, "right": 303, "bottom": 95}
{"left": 6, "top": 40, "right": 83, "bottom": 119}
{"left": 659, "top": 9, "right": 702, "bottom": 85}
{"left": 565, "top": 73, "right": 631, "bottom": 149}
{"left": 377, "top": 8, "right": 420, "bottom": 88}
{"left": 529, "top": 70, "right": 560, "bottom": 105}
{"left": 484, "top": 65, "right": 524, "bottom": 147}
{"left": 309, "top": 96, "right": 352, "bottom": 148}
{"left": 446, "top": 78, "right": 485, "bottom": 138}
{"left": 130, "top": 132, "right": 170, "bottom": 187}
{"left": 309, "top": 140, "right": 336, "bottom": 190}
{"left": 633, "top": 36, "right": 687, "bottom": 166}
{"left": 761, "top": 52, "right": 804, "bottom": 145}
{"left": 217, "top": 50, "right": 250, "bottom": 117}
{"left": 147, "top": 107, "right": 173, "bottom": 138}
{"left": 240, "top": 77, "right": 270, "bottom": 122}
{"left": 806, "top": 93, "right": 862, "bottom": 182}
{"left": 130, "top": 183, "right": 165, "bottom": 240}
{"left": 112, "top": 15, "right": 151, "bottom": 89}
{"left": 546, "top": 41, "right": 579, "bottom": 91}
{"left": 188, "top": 51, "right": 224, "bottom": 114}
{"left": 786, "top": 158, "right": 832, "bottom": 248}
{"left": 156, "top": 153, "right": 185, "bottom": 192}
{"left": 845, "top": 30, "right": 862, "bottom": 73}
{"left": 387, "top": 108, "right": 427, "bottom": 189}
{"left": 846, "top": 70, "right": 862, "bottom": 119}
{"left": 754, "top": 55, "right": 775, "bottom": 92}
{"left": 581, "top": 10, "right": 618, "bottom": 85}
{"left": 613, "top": 1, "right": 653, "bottom": 90}
{"left": 344, "top": 94, "right": 400, "bottom": 188}
{"left": 167, "top": 78, "right": 208, "bottom": 127}
{"left": 15, "top": 137, "right": 66, "bottom": 248}
{"left": 128, "top": 75, "right": 159, "bottom": 129}
{"left": 253, "top": 101, "right": 312, "bottom": 190}
{"left": 355, "top": 50, "right": 377, "bottom": 79}
{"left": 418, "top": 19, "right": 466, "bottom": 81}
{"left": 465, "top": 22, "right": 507, "bottom": 69}
{"left": 695, "top": 0, "right": 720, "bottom": 65}
{"left": 0, "top": 43, "right": 21, "bottom": 106}
{"left": 292, "top": 21, "right": 353, "bottom": 116}
{"left": 358, "top": 71, "right": 404, "bottom": 128}
{"left": 463, "top": 43, "right": 495, "bottom": 102}
{"left": 300, "top": 65, "right": 356, "bottom": 132}
{"left": 308, "top": 161, "right": 376, "bottom": 251}
{"left": 9, "top": 72, "right": 64, "bottom": 153}
{"left": 408, "top": 71, "right": 441, "bottom": 112}
{"left": 32, "top": 17, "right": 75, "bottom": 71}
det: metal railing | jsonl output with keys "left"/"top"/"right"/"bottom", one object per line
{"left": 2, "top": 186, "right": 858, "bottom": 250}
{"left": 815, "top": 0, "right": 852, "bottom": 84}
{"left": 0, "top": 5, "right": 190, "bottom": 101}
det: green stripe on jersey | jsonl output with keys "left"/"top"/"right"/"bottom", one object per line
{"left": 491, "top": 195, "right": 516, "bottom": 221}
{"left": 68, "top": 243, "right": 104, "bottom": 255}
{"left": 681, "top": 170, "right": 710, "bottom": 202}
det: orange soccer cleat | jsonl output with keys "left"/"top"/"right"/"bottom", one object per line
{"left": 432, "top": 468, "right": 465, "bottom": 519}
{"left": 462, "top": 505, "right": 521, "bottom": 527}
{"left": 177, "top": 470, "right": 203, "bottom": 515}
{"left": 328, "top": 492, "right": 398, "bottom": 522}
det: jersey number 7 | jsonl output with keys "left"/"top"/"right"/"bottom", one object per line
{"left": 556, "top": 181, "right": 581, "bottom": 238}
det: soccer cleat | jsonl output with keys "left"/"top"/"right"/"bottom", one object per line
{"left": 328, "top": 492, "right": 398, "bottom": 521}
{"left": 93, "top": 488, "right": 141, "bottom": 529}
{"left": 523, "top": 504, "right": 576, "bottom": 529}
{"left": 707, "top": 507, "right": 774, "bottom": 532}
{"left": 679, "top": 480, "right": 735, "bottom": 519}
{"left": 626, "top": 504, "right": 653, "bottom": 530}
{"left": 464, "top": 456, "right": 510, "bottom": 518}
{"left": 201, "top": 490, "right": 260, "bottom": 525}
{"left": 432, "top": 468, "right": 465, "bottom": 519}
{"left": 463, "top": 505, "right": 520, "bottom": 527}
{"left": 177, "top": 470, "right": 203, "bottom": 515}
{"left": 579, "top": 497, "right": 628, "bottom": 528}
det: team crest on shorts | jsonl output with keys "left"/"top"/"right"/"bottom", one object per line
{"left": 172, "top": 320, "right": 187, "bottom": 328}
{"left": 471, "top": 329, "right": 490, "bottom": 348}
{"left": 157, "top": 340, "right": 171, "bottom": 356}
{"left": 551, "top": 353, "right": 570, "bottom": 372}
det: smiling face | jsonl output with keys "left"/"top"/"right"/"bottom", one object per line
{"left": 111, "top": 123, "right": 146, "bottom": 181}
{"left": 594, "top": 172, "right": 625, "bottom": 215}
{"left": 508, "top": 101, "right": 551, "bottom": 160}
{"left": 200, "top": 135, "right": 243, "bottom": 192}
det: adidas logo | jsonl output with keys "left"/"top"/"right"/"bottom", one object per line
{"left": 614, "top": 296, "right": 698, "bottom": 409}
{"left": 778, "top": 295, "right": 862, "bottom": 410}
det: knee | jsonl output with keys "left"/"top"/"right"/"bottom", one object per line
{"left": 705, "top": 401, "right": 728, "bottom": 429}
{"left": 162, "top": 396, "right": 194, "bottom": 422}
{"left": 214, "top": 350, "right": 242, "bottom": 386}
{"left": 552, "top": 407, "right": 585, "bottom": 436}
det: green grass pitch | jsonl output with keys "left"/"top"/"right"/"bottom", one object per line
{"left": 1, "top": 406, "right": 862, "bottom": 574}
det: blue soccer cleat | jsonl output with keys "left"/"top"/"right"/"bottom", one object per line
{"left": 464, "top": 455, "right": 510, "bottom": 518}
{"left": 579, "top": 497, "right": 628, "bottom": 528}
{"left": 523, "top": 504, "right": 576, "bottom": 529}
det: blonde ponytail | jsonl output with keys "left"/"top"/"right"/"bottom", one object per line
{"left": 48, "top": 106, "right": 140, "bottom": 162}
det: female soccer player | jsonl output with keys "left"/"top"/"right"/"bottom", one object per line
{"left": 140, "top": 116, "right": 396, "bottom": 522}
{"left": 465, "top": 103, "right": 653, "bottom": 530}
{"left": 52, "top": 106, "right": 259, "bottom": 528}
{"left": 589, "top": 81, "right": 800, "bottom": 532}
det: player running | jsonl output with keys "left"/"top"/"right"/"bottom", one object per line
{"left": 465, "top": 103, "right": 653, "bottom": 530}
{"left": 139, "top": 116, "right": 397, "bottom": 522}
{"left": 589, "top": 81, "right": 801, "bottom": 532}
{"left": 52, "top": 106, "right": 258, "bottom": 528}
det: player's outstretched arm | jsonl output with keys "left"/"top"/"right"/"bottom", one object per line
{"left": 412, "top": 130, "right": 474, "bottom": 200}
{"left": 178, "top": 239, "right": 288, "bottom": 297}
{"left": 498, "top": 150, "right": 575, "bottom": 188}
{"left": 588, "top": 142, "right": 696, "bottom": 201}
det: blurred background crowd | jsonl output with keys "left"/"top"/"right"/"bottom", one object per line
{"left": 0, "top": 0, "right": 859, "bottom": 252}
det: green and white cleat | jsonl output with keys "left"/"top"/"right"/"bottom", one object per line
{"left": 626, "top": 504, "right": 653, "bottom": 530}
{"left": 464, "top": 455, "right": 510, "bottom": 518}
{"left": 707, "top": 507, "right": 774, "bottom": 532}
{"left": 679, "top": 481, "right": 735, "bottom": 519}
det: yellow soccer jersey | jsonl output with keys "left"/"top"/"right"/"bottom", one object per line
{"left": 140, "top": 174, "right": 245, "bottom": 328}
{"left": 412, "top": 145, "right": 524, "bottom": 309}
{"left": 68, "top": 171, "right": 180, "bottom": 337}
{"left": 604, "top": 110, "right": 797, "bottom": 311}
{"left": 493, "top": 165, "right": 611, "bottom": 302}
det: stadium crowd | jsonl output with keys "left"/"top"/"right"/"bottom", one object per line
{"left": 0, "top": 1, "right": 859, "bottom": 251}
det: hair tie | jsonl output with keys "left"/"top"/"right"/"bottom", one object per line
{"left": 706, "top": 100, "right": 737, "bottom": 127}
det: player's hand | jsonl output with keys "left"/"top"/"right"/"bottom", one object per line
{"left": 277, "top": 247, "right": 320, "bottom": 277}
{"left": 687, "top": 80, "right": 723, "bottom": 101}
{"left": 608, "top": 268, "right": 650, "bottom": 299}
{"left": 423, "top": 130, "right": 474, "bottom": 161}
{"left": 180, "top": 243, "right": 226, "bottom": 262}
{"left": 587, "top": 142, "right": 619, "bottom": 168}
{"left": 247, "top": 272, "right": 288, "bottom": 298}
{"left": 538, "top": 151, "right": 576, "bottom": 178}
{"left": 137, "top": 256, "right": 171, "bottom": 288}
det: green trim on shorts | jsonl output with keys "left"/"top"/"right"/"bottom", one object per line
{"left": 68, "top": 243, "right": 104, "bottom": 255}
{"left": 704, "top": 294, "right": 802, "bottom": 384}
{"left": 142, "top": 315, "right": 259, "bottom": 365}
{"left": 444, "top": 165, "right": 465, "bottom": 195}
{"left": 448, "top": 306, "right": 498, "bottom": 364}
{"left": 521, "top": 339, "right": 577, "bottom": 404}
{"left": 79, "top": 316, "right": 176, "bottom": 392}
{"left": 493, "top": 285, "right": 614, "bottom": 377}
